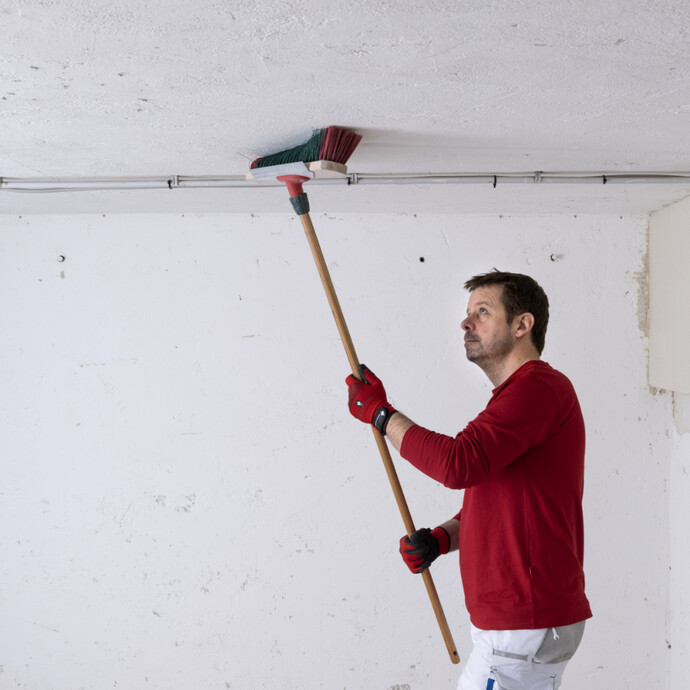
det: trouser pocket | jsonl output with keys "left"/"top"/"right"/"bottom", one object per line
{"left": 533, "top": 622, "right": 585, "bottom": 664}
{"left": 490, "top": 664, "right": 556, "bottom": 690}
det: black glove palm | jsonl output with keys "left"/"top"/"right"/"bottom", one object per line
{"left": 399, "top": 527, "right": 450, "bottom": 573}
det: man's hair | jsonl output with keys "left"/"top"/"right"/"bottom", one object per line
{"left": 464, "top": 270, "right": 550, "bottom": 354}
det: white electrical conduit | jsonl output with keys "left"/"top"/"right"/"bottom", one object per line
{"left": 2, "top": 172, "right": 690, "bottom": 193}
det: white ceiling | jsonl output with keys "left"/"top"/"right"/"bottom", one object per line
{"left": 3, "top": 0, "right": 690, "bottom": 214}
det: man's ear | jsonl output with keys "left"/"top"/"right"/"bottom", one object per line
{"left": 514, "top": 312, "right": 535, "bottom": 340}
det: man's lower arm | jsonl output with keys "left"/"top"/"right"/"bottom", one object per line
{"left": 437, "top": 518, "right": 460, "bottom": 552}
{"left": 384, "top": 411, "right": 417, "bottom": 451}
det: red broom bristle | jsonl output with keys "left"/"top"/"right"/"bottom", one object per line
{"left": 318, "top": 126, "right": 363, "bottom": 165}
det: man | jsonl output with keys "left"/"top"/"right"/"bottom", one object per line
{"left": 346, "top": 270, "right": 591, "bottom": 690}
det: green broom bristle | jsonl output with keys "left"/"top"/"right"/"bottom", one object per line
{"left": 251, "top": 126, "right": 362, "bottom": 169}
{"left": 251, "top": 129, "right": 325, "bottom": 169}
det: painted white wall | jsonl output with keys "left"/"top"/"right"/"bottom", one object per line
{"left": 0, "top": 211, "right": 676, "bottom": 689}
{"left": 648, "top": 197, "right": 690, "bottom": 690}
{"left": 669, "top": 397, "right": 690, "bottom": 690}
{"left": 649, "top": 195, "right": 690, "bottom": 394}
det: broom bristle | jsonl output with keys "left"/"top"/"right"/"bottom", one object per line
{"left": 251, "top": 129, "right": 325, "bottom": 169}
{"left": 318, "top": 126, "right": 363, "bottom": 165}
{"left": 251, "top": 126, "right": 361, "bottom": 169}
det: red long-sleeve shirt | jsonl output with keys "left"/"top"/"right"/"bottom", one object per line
{"left": 400, "top": 360, "right": 592, "bottom": 630}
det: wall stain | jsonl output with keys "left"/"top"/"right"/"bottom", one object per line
{"left": 672, "top": 392, "right": 690, "bottom": 435}
{"left": 634, "top": 224, "right": 649, "bottom": 339}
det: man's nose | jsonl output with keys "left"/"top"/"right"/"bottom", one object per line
{"left": 461, "top": 316, "right": 472, "bottom": 331}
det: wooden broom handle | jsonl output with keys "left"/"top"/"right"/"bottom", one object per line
{"left": 298, "top": 211, "right": 460, "bottom": 665}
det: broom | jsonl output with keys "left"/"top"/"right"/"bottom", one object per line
{"left": 249, "top": 126, "right": 459, "bottom": 665}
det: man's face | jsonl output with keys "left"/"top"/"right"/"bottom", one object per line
{"left": 461, "top": 285, "right": 515, "bottom": 367}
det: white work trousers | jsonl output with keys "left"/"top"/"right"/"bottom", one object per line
{"left": 457, "top": 622, "right": 585, "bottom": 690}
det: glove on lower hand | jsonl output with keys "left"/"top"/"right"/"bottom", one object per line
{"left": 399, "top": 527, "right": 450, "bottom": 573}
{"left": 346, "top": 364, "right": 396, "bottom": 435}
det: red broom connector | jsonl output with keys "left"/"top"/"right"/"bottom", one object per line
{"left": 277, "top": 174, "right": 310, "bottom": 199}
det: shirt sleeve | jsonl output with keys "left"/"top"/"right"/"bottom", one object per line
{"left": 399, "top": 372, "right": 564, "bottom": 489}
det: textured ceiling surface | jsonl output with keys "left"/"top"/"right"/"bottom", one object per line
{"left": 3, "top": 0, "right": 690, "bottom": 213}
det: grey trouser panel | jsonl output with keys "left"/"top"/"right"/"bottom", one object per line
{"left": 533, "top": 621, "right": 586, "bottom": 664}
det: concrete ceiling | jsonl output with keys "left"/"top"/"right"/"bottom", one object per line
{"left": 3, "top": 0, "right": 690, "bottom": 214}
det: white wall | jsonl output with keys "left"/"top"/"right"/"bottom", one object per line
{"left": 649, "top": 195, "right": 690, "bottom": 690}
{"left": 649, "top": 195, "right": 690, "bottom": 394}
{"left": 0, "top": 211, "right": 676, "bottom": 689}
{"left": 669, "top": 400, "right": 690, "bottom": 690}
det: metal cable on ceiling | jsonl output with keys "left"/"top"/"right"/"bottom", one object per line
{"left": 2, "top": 171, "right": 690, "bottom": 193}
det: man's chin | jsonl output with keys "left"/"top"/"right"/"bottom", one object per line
{"left": 464, "top": 343, "right": 481, "bottom": 361}
{"left": 465, "top": 350, "right": 482, "bottom": 363}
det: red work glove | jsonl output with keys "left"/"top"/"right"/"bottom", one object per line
{"left": 346, "top": 364, "right": 396, "bottom": 435}
{"left": 399, "top": 527, "right": 450, "bottom": 573}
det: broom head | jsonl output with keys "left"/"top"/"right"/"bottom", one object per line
{"left": 246, "top": 126, "right": 362, "bottom": 200}
{"left": 249, "top": 126, "right": 362, "bottom": 171}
